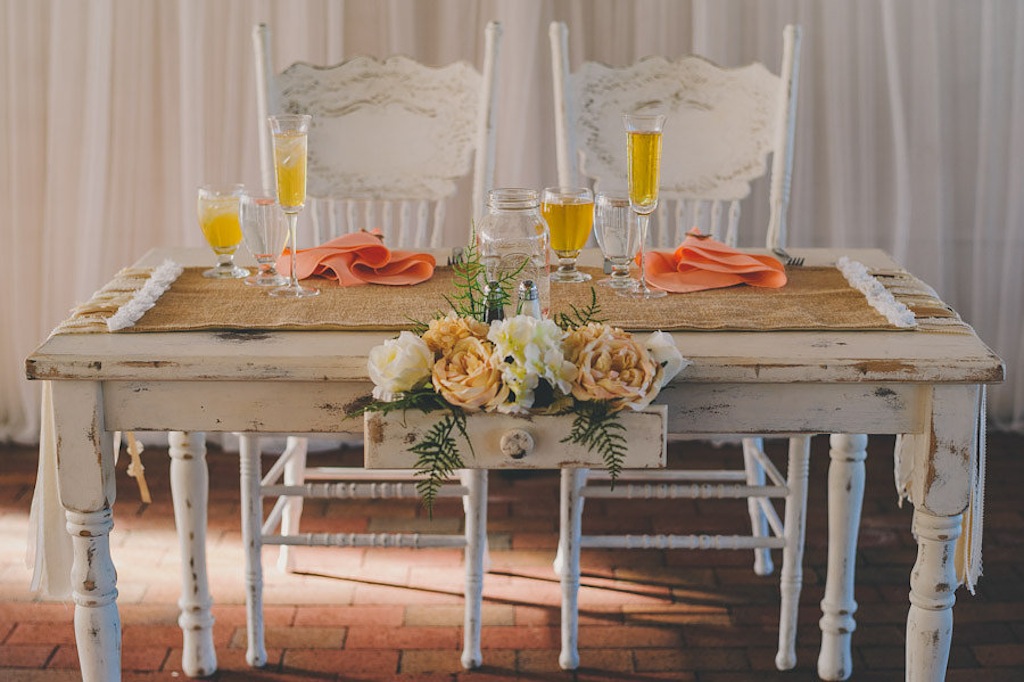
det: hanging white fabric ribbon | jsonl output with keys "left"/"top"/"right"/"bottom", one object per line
{"left": 894, "top": 385, "right": 987, "bottom": 594}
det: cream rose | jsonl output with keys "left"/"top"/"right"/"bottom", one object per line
{"left": 367, "top": 331, "right": 434, "bottom": 401}
{"left": 564, "top": 323, "right": 662, "bottom": 410}
{"left": 432, "top": 336, "right": 509, "bottom": 411}
{"left": 422, "top": 312, "right": 490, "bottom": 356}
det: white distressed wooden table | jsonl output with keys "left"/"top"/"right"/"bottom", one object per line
{"left": 25, "top": 247, "right": 1003, "bottom": 681}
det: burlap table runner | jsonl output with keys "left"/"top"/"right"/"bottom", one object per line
{"left": 112, "top": 264, "right": 946, "bottom": 333}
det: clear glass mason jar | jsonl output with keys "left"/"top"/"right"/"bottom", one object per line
{"left": 476, "top": 188, "right": 551, "bottom": 316}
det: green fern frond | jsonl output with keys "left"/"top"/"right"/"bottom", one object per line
{"left": 410, "top": 409, "right": 467, "bottom": 514}
{"left": 447, "top": 230, "right": 487, "bottom": 320}
{"left": 561, "top": 400, "right": 627, "bottom": 483}
{"left": 347, "top": 387, "right": 448, "bottom": 420}
{"left": 554, "top": 287, "right": 606, "bottom": 330}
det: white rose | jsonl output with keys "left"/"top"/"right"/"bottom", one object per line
{"left": 367, "top": 331, "right": 434, "bottom": 401}
{"left": 645, "top": 330, "right": 689, "bottom": 387}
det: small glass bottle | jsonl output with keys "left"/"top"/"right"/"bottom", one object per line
{"left": 476, "top": 188, "right": 551, "bottom": 317}
{"left": 483, "top": 280, "right": 505, "bottom": 322}
{"left": 517, "top": 280, "right": 542, "bottom": 319}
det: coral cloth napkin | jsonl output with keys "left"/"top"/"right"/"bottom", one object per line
{"left": 643, "top": 228, "right": 787, "bottom": 293}
{"left": 276, "top": 231, "right": 435, "bottom": 286}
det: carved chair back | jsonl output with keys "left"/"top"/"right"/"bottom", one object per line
{"left": 550, "top": 23, "right": 801, "bottom": 249}
{"left": 254, "top": 23, "right": 501, "bottom": 248}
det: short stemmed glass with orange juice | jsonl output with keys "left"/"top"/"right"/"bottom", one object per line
{"left": 542, "top": 187, "right": 594, "bottom": 282}
{"left": 268, "top": 114, "right": 318, "bottom": 298}
{"left": 622, "top": 113, "right": 667, "bottom": 299}
{"left": 197, "top": 184, "right": 249, "bottom": 279}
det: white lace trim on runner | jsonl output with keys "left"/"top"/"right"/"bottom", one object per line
{"left": 106, "top": 259, "right": 184, "bottom": 331}
{"left": 836, "top": 256, "right": 916, "bottom": 328}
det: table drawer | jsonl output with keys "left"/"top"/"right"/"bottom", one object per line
{"left": 364, "top": 405, "right": 667, "bottom": 469}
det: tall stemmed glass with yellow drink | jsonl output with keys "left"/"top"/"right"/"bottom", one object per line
{"left": 542, "top": 187, "right": 594, "bottom": 282}
{"left": 197, "top": 184, "right": 248, "bottom": 279}
{"left": 268, "top": 113, "right": 318, "bottom": 298}
{"left": 623, "top": 113, "right": 667, "bottom": 299}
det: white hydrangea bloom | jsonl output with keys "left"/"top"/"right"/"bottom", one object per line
{"left": 488, "top": 315, "right": 575, "bottom": 412}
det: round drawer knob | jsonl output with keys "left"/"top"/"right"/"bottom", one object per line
{"left": 500, "top": 429, "right": 534, "bottom": 459}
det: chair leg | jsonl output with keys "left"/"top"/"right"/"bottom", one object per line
{"left": 169, "top": 432, "right": 217, "bottom": 677}
{"left": 559, "top": 468, "right": 588, "bottom": 670}
{"left": 818, "top": 434, "right": 868, "bottom": 681}
{"left": 461, "top": 469, "right": 487, "bottom": 669}
{"left": 276, "top": 436, "right": 309, "bottom": 574}
{"left": 742, "top": 437, "right": 774, "bottom": 576}
{"left": 239, "top": 435, "right": 267, "bottom": 668}
{"left": 776, "top": 436, "right": 811, "bottom": 670}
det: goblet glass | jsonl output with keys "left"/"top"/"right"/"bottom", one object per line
{"left": 268, "top": 113, "right": 318, "bottom": 298}
{"left": 542, "top": 187, "right": 594, "bottom": 282}
{"left": 622, "top": 113, "right": 667, "bottom": 299}
{"left": 197, "top": 184, "right": 249, "bottom": 279}
{"left": 240, "top": 193, "right": 289, "bottom": 287}
{"left": 593, "top": 190, "right": 641, "bottom": 290}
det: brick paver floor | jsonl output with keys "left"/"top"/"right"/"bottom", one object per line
{"left": 1, "top": 433, "right": 1022, "bottom": 680}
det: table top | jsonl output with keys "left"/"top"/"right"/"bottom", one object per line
{"left": 26, "top": 247, "right": 1004, "bottom": 387}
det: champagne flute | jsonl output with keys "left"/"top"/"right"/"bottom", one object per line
{"left": 622, "top": 113, "right": 667, "bottom": 299}
{"left": 240, "top": 192, "right": 289, "bottom": 287}
{"left": 197, "top": 184, "right": 249, "bottom": 279}
{"left": 593, "top": 190, "right": 641, "bottom": 290}
{"left": 268, "top": 114, "right": 318, "bottom": 298}
{"left": 541, "top": 187, "right": 594, "bottom": 282}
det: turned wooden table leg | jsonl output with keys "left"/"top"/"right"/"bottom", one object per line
{"left": 52, "top": 381, "right": 121, "bottom": 681}
{"left": 898, "top": 385, "right": 981, "bottom": 681}
{"left": 66, "top": 507, "right": 120, "bottom": 680}
{"left": 169, "top": 431, "right": 217, "bottom": 677}
{"left": 906, "top": 510, "right": 960, "bottom": 680}
{"left": 461, "top": 469, "right": 487, "bottom": 669}
{"left": 559, "top": 467, "right": 587, "bottom": 671}
{"left": 818, "top": 433, "right": 868, "bottom": 681}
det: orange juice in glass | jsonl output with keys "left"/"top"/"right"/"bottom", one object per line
{"left": 197, "top": 184, "right": 248, "bottom": 279}
{"left": 542, "top": 187, "right": 594, "bottom": 282}
{"left": 268, "top": 113, "right": 318, "bottom": 298}
{"left": 623, "top": 113, "right": 667, "bottom": 299}
{"left": 272, "top": 130, "right": 307, "bottom": 211}
{"left": 626, "top": 131, "right": 662, "bottom": 210}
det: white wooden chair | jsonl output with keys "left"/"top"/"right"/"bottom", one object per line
{"left": 550, "top": 22, "right": 811, "bottom": 671}
{"left": 239, "top": 21, "right": 502, "bottom": 670}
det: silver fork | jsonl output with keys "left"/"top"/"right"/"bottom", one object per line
{"left": 446, "top": 246, "right": 465, "bottom": 267}
{"left": 772, "top": 247, "right": 804, "bottom": 267}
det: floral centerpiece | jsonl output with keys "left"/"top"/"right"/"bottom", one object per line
{"left": 354, "top": 242, "right": 688, "bottom": 510}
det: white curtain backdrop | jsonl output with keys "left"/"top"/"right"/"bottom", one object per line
{"left": 2, "top": 0, "right": 1022, "bottom": 443}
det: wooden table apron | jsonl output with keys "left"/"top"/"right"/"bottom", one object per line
{"left": 26, "top": 247, "right": 1003, "bottom": 682}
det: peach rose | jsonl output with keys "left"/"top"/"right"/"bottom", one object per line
{"left": 422, "top": 312, "right": 490, "bottom": 356}
{"left": 564, "top": 323, "right": 662, "bottom": 410}
{"left": 432, "top": 336, "right": 509, "bottom": 411}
